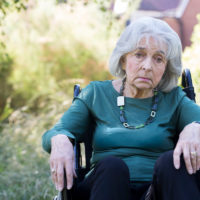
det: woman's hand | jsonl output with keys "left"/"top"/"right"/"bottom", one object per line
{"left": 50, "top": 134, "right": 77, "bottom": 191}
{"left": 173, "top": 122, "right": 200, "bottom": 174}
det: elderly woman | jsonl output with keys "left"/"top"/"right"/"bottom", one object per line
{"left": 42, "top": 17, "right": 200, "bottom": 200}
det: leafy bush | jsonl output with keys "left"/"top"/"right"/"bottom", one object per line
{"left": 0, "top": 44, "right": 13, "bottom": 119}
{"left": 0, "top": 0, "right": 118, "bottom": 118}
{"left": 183, "top": 14, "right": 200, "bottom": 103}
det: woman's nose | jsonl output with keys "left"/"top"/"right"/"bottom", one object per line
{"left": 142, "top": 58, "right": 152, "bottom": 70}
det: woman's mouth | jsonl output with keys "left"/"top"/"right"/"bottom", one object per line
{"left": 138, "top": 77, "right": 151, "bottom": 82}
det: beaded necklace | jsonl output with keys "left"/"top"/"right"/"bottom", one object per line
{"left": 118, "top": 77, "right": 159, "bottom": 129}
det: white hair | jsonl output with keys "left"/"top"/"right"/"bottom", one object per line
{"left": 109, "top": 17, "right": 182, "bottom": 92}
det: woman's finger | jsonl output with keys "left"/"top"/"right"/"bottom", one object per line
{"left": 56, "top": 163, "right": 65, "bottom": 191}
{"left": 183, "top": 144, "right": 193, "bottom": 174}
{"left": 173, "top": 144, "right": 182, "bottom": 169}
{"left": 50, "top": 161, "right": 58, "bottom": 189}
{"left": 190, "top": 146, "right": 197, "bottom": 173}
{"left": 65, "top": 160, "right": 74, "bottom": 190}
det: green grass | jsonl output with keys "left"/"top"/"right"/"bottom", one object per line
{"left": 0, "top": 92, "right": 72, "bottom": 199}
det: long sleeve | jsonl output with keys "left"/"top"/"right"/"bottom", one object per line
{"left": 42, "top": 83, "right": 94, "bottom": 153}
{"left": 176, "top": 95, "right": 200, "bottom": 133}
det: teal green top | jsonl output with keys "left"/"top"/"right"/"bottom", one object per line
{"left": 42, "top": 80, "right": 200, "bottom": 183}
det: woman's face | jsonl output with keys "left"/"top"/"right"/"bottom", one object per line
{"left": 122, "top": 37, "right": 167, "bottom": 92}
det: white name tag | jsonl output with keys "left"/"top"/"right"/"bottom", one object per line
{"left": 117, "top": 96, "right": 125, "bottom": 106}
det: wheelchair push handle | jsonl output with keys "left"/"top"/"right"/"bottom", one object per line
{"left": 73, "top": 84, "right": 81, "bottom": 98}
{"left": 181, "top": 68, "right": 196, "bottom": 102}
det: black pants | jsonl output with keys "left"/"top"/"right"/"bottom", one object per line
{"left": 153, "top": 150, "right": 200, "bottom": 200}
{"left": 73, "top": 150, "right": 200, "bottom": 200}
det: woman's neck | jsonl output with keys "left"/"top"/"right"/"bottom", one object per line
{"left": 112, "top": 79, "right": 153, "bottom": 99}
{"left": 123, "top": 82, "right": 153, "bottom": 98}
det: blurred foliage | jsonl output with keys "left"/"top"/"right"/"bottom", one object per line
{"left": 182, "top": 14, "right": 200, "bottom": 104}
{"left": 0, "top": 43, "right": 13, "bottom": 118}
{"left": 0, "top": 0, "right": 141, "bottom": 120}
{"left": 0, "top": 0, "right": 26, "bottom": 18}
{"left": 0, "top": 0, "right": 27, "bottom": 118}
{"left": 0, "top": 0, "right": 119, "bottom": 120}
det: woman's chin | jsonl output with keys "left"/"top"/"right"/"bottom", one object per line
{"left": 135, "top": 83, "right": 153, "bottom": 91}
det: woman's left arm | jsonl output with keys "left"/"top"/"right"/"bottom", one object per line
{"left": 174, "top": 122, "right": 200, "bottom": 174}
{"left": 172, "top": 90, "right": 200, "bottom": 175}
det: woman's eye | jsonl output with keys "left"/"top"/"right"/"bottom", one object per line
{"left": 135, "top": 52, "right": 144, "bottom": 58}
{"left": 155, "top": 56, "right": 164, "bottom": 63}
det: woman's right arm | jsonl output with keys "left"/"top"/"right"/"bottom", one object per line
{"left": 42, "top": 83, "right": 94, "bottom": 191}
{"left": 42, "top": 100, "right": 92, "bottom": 191}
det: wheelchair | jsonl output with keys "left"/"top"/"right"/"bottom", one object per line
{"left": 53, "top": 68, "right": 196, "bottom": 200}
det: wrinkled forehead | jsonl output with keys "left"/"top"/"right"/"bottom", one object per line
{"left": 135, "top": 35, "right": 168, "bottom": 55}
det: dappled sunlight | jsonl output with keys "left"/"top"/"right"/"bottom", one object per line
{"left": 0, "top": 0, "right": 118, "bottom": 117}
